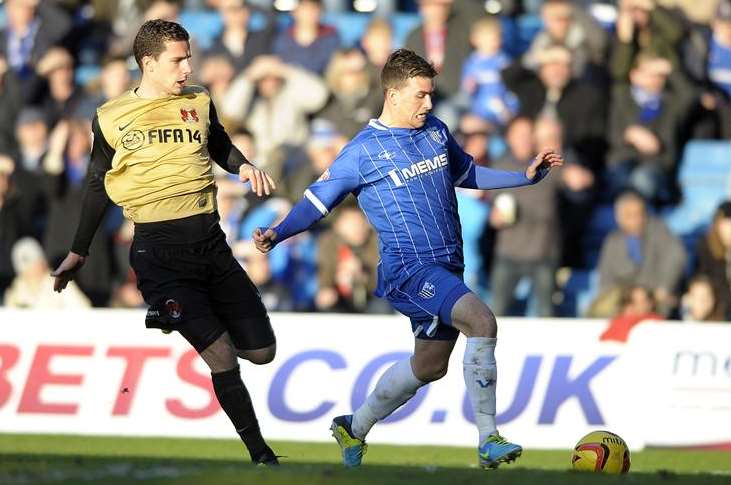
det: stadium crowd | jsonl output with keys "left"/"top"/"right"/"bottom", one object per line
{"left": 0, "top": 0, "right": 729, "bottom": 322}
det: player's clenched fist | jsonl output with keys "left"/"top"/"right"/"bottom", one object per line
{"left": 239, "top": 164, "right": 276, "bottom": 197}
{"left": 253, "top": 227, "right": 278, "bottom": 254}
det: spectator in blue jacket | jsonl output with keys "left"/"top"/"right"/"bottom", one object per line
{"left": 273, "top": 0, "right": 340, "bottom": 75}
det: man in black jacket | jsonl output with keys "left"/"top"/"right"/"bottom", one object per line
{"left": 503, "top": 45, "right": 607, "bottom": 173}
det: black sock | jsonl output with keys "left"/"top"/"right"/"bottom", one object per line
{"left": 211, "top": 366, "right": 268, "bottom": 460}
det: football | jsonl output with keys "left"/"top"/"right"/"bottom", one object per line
{"left": 571, "top": 430, "right": 631, "bottom": 474}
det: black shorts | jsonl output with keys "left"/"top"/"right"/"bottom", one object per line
{"left": 130, "top": 232, "right": 275, "bottom": 353}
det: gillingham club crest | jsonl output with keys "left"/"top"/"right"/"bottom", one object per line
{"left": 428, "top": 128, "right": 445, "bottom": 144}
{"left": 419, "top": 281, "right": 436, "bottom": 299}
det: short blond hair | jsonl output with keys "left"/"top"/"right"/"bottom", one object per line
{"left": 471, "top": 16, "right": 501, "bottom": 37}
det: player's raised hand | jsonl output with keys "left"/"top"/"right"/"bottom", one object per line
{"left": 51, "top": 251, "right": 86, "bottom": 292}
{"left": 239, "top": 164, "right": 276, "bottom": 197}
{"left": 526, "top": 149, "right": 564, "bottom": 181}
{"left": 253, "top": 227, "right": 278, "bottom": 254}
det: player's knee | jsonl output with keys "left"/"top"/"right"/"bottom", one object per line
{"left": 480, "top": 309, "right": 498, "bottom": 337}
{"left": 413, "top": 359, "right": 449, "bottom": 383}
{"left": 239, "top": 345, "right": 276, "bottom": 365}
{"left": 199, "top": 334, "right": 238, "bottom": 372}
{"left": 465, "top": 308, "right": 497, "bottom": 338}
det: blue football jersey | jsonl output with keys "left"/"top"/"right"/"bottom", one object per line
{"left": 304, "top": 114, "right": 475, "bottom": 296}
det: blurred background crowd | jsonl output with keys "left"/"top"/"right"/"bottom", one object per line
{"left": 0, "top": 0, "right": 729, "bottom": 325}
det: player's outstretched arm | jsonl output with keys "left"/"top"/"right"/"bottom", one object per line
{"left": 252, "top": 194, "right": 326, "bottom": 253}
{"left": 457, "top": 149, "right": 564, "bottom": 190}
{"left": 255, "top": 141, "right": 360, "bottom": 252}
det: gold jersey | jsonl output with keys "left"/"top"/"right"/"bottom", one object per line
{"left": 96, "top": 85, "right": 218, "bottom": 223}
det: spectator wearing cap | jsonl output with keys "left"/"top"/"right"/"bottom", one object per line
{"left": 13, "top": 107, "right": 48, "bottom": 192}
{"left": 694, "top": 200, "right": 731, "bottom": 319}
{"left": 503, "top": 45, "right": 606, "bottom": 173}
{"left": 683, "top": 0, "right": 731, "bottom": 139}
{"left": 32, "top": 47, "right": 84, "bottom": 129}
{"left": 10, "top": 106, "right": 49, "bottom": 235}
{"left": 205, "top": 0, "right": 276, "bottom": 74}
{"left": 317, "top": 49, "right": 382, "bottom": 139}
{"left": 606, "top": 53, "right": 694, "bottom": 202}
{"left": 221, "top": 55, "right": 328, "bottom": 173}
{"left": 522, "top": 0, "right": 608, "bottom": 85}
{"left": 4, "top": 237, "right": 90, "bottom": 308}
{"left": 273, "top": 0, "right": 340, "bottom": 75}
{"left": 590, "top": 190, "right": 686, "bottom": 318}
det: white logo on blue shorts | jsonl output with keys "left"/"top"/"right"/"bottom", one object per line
{"left": 419, "top": 281, "right": 436, "bottom": 299}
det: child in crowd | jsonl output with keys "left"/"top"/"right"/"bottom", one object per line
{"left": 461, "top": 16, "right": 518, "bottom": 127}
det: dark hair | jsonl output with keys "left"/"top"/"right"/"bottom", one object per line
{"left": 133, "top": 20, "right": 189, "bottom": 71}
{"left": 381, "top": 48, "right": 437, "bottom": 93}
{"left": 708, "top": 200, "right": 731, "bottom": 259}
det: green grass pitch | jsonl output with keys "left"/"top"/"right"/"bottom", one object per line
{"left": 1, "top": 434, "right": 730, "bottom": 484}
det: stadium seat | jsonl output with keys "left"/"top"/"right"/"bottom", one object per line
{"left": 179, "top": 10, "right": 223, "bottom": 50}
{"left": 582, "top": 203, "right": 617, "bottom": 269}
{"left": 501, "top": 14, "right": 542, "bottom": 58}
{"left": 322, "top": 12, "right": 371, "bottom": 48}
{"left": 390, "top": 13, "right": 421, "bottom": 48}
{"left": 321, "top": 12, "right": 420, "bottom": 49}
{"left": 663, "top": 140, "right": 731, "bottom": 237}
{"left": 556, "top": 268, "right": 599, "bottom": 317}
{"left": 456, "top": 192, "right": 490, "bottom": 297}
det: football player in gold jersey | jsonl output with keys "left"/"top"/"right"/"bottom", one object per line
{"left": 51, "top": 20, "right": 280, "bottom": 465}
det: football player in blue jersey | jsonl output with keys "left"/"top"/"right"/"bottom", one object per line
{"left": 254, "top": 49, "right": 563, "bottom": 469}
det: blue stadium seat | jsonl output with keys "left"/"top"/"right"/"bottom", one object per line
{"left": 321, "top": 12, "right": 420, "bottom": 49}
{"left": 179, "top": 10, "right": 223, "bottom": 50}
{"left": 582, "top": 203, "right": 616, "bottom": 269}
{"left": 501, "top": 14, "right": 542, "bottom": 58}
{"left": 556, "top": 269, "right": 599, "bottom": 317}
{"left": 322, "top": 12, "right": 371, "bottom": 48}
{"left": 75, "top": 65, "right": 101, "bottom": 86}
{"left": 664, "top": 141, "right": 731, "bottom": 237}
{"left": 390, "top": 13, "right": 421, "bottom": 48}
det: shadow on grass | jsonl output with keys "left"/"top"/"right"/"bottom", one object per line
{"left": 1, "top": 453, "right": 727, "bottom": 485}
